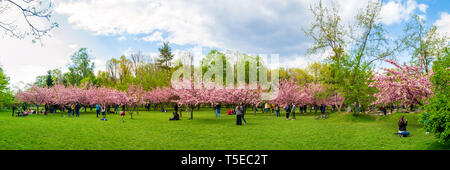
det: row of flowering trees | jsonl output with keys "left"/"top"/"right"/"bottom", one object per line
{"left": 15, "top": 79, "right": 345, "bottom": 119}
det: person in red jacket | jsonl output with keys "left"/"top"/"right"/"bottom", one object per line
{"left": 120, "top": 109, "right": 126, "bottom": 123}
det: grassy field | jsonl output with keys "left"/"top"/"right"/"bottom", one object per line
{"left": 0, "top": 108, "right": 448, "bottom": 150}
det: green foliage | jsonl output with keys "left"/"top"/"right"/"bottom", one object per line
{"left": 64, "top": 48, "right": 95, "bottom": 86}
{"left": 334, "top": 54, "right": 377, "bottom": 114}
{"left": 0, "top": 66, "right": 14, "bottom": 108}
{"left": 400, "top": 15, "right": 448, "bottom": 73}
{"left": 34, "top": 75, "right": 47, "bottom": 87}
{"left": 34, "top": 68, "right": 64, "bottom": 87}
{"left": 421, "top": 48, "right": 450, "bottom": 142}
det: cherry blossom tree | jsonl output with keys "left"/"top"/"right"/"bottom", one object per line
{"left": 16, "top": 85, "right": 49, "bottom": 111}
{"left": 126, "top": 84, "right": 145, "bottom": 119}
{"left": 370, "top": 59, "right": 433, "bottom": 110}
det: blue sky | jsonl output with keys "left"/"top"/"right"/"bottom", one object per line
{"left": 0, "top": 0, "right": 449, "bottom": 91}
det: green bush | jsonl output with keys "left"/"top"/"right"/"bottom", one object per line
{"left": 421, "top": 48, "right": 450, "bottom": 142}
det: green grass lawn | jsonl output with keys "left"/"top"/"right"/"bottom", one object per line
{"left": 0, "top": 108, "right": 448, "bottom": 150}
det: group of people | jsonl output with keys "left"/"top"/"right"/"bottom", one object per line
{"left": 66, "top": 103, "right": 82, "bottom": 117}
{"left": 235, "top": 103, "right": 247, "bottom": 125}
{"left": 12, "top": 104, "right": 48, "bottom": 117}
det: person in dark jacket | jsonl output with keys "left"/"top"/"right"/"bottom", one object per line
{"left": 174, "top": 103, "right": 179, "bottom": 114}
{"left": 285, "top": 105, "right": 291, "bottom": 120}
{"left": 12, "top": 104, "right": 17, "bottom": 117}
{"left": 215, "top": 103, "right": 221, "bottom": 118}
{"left": 397, "top": 116, "right": 410, "bottom": 137}
{"left": 75, "top": 103, "right": 81, "bottom": 117}
{"left": 169, "top": 112, "right": 180, "bottom": 121}
{"left": 236, "top": 104, "right": 243, "bottom": 125}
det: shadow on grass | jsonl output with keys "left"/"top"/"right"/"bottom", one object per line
{"left": 427, "top": 141, "right": 450, "bottom": 150}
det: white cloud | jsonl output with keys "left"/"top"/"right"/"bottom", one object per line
{"left": 0, "top": 36, "right": 74, "bottom": 87}
{"left": 142, "top": 31, "right": 164, "bottom": 42}
{"left": 118, "top": 36, "right": 126, "bottom": 41}
{"left": 380, "top": 0, "right": 426, "bottom": 25}
{"left": 418, "top": 4, "right": 428, "bottom": 13}
{"left": 54, "top": 0, "right": 315, "bottom": 55}
{"left": 434, "top": 12, "right": 450, "bottom": 37}
{"left": 69, "top": 44, "right": 78, "bottom": 50}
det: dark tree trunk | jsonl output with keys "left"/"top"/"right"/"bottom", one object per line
{"left": 190, "top": 105, "right": 194, "bottom": 120}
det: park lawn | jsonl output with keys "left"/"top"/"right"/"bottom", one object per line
{"left": 0, "top": 109, "right": 448, "bottom": 150}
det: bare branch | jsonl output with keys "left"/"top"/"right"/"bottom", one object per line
{"left": 0, "top": 0, "right": 58, "bottom": 42}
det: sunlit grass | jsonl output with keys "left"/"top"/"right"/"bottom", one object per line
{"left": 0, "top": 108, "right": 448, "bottom": 150}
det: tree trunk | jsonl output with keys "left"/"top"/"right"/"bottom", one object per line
{"left": 136, "top": 105, "right": 139, "bottom": 115}
{"left": 130, "top": 106, "right": 134, "bottom": 119}
{"left": 190, "top": 105, "right": 194, "bottom": 120}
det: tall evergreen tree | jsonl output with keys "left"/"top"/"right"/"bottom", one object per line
{"left": 157, "top": 42, "right": 174, "bottom": 71}
{"left": 46, "top": 70, "right": 54, "bottom": 87}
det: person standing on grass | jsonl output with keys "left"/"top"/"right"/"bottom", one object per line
{"left": 236, "top": 104, "right": 243, "bottom": 125}
{"left": 75, "top": 103, "right": 81, "bottom": 117}
{"left": 120, "top": 108, "right": 126, "bottom": 123}
{"left": 95, "top": 104, "right": 100, "bottom": 117}
{"left": 291, "top": 104, "right": 297, "bottom": 120}
{"left": 101, "top": 105, "right": 107, "bottom": 121}
{"left": 275, "top": 104, "right": 280, "bottom": 117}
{"left": 12, "top": 104, "right": 16, "bottom": 117}
{"left": 67, "top": 105, "right": 72, "bottom": 117}
{"left": 71, "top": 104, "right": 75, "bottom": 117}
{"left": 285, "top": 105, "right": 291, "bottom": 120}
{"left": 215, "top": 103, "right": 221, "bottom": 118}
{"left": 241, "top": 103, "right": 247, "bottom": 125}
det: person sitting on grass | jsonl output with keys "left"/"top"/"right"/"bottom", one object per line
{"left": 169, "top": 112, "right": 180, "bottom": 121}
{"left": 396, "top": 116, "right": 410, "bottom": 137}
{"left": 16, "top": 109, "right": 24, "bottom": 117}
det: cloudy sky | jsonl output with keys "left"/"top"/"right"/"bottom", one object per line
{"left": 0, "top": 0, "right": 449, "bottom": 90}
